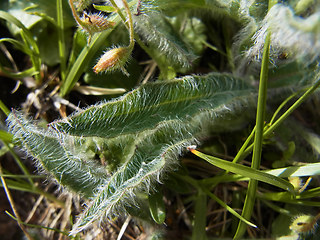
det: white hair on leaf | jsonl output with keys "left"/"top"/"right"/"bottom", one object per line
{"left": 246, "top": 4, "right": 320, "bottom": 64}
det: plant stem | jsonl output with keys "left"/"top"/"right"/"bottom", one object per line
{"left": 109, "top": 0, "right": 170, "bottom": 76}
{"left": 109, "top": 0, "right": 135, "bottom": 49}
{"left": 234, "top": 3, "right": 273, "bottom": 237}
{"left": 269, "top": 90, "right": 301, "bottom": 125}
{"left": 68, "top": 0, "right": 84, "bottom": 30}
{"left": 241, "top": 77, "right": 320, "bottom": 159}
{"left": 192, "top": 190, "right": 207, "bottom": 240}
{"left": 264, "top": 77, "right": 320, "bottom": 137}
{"left": 232, "top": 126, "right": 255, "bottom": 164}
{"left": 121, "top": 0, "right": 135, "bottom": 49}
{"left": 57, "top": 0, "right": 67, "bottom": 82}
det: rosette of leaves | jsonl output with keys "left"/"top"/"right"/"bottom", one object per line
{"left": 7, "top": 72, "right": 257, "bottom": 234}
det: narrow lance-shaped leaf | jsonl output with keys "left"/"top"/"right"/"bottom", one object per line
{"left": 71, "top": 120, "right": 200, "bottom": 233}
{"left": 190, "top": 149, "right": 295, "bottom": 193}
{"left": 6, "top": 111, "right": 108, "bottom": 198}
{"left": 51, "top": 72, "right": 255, "bottom": 138}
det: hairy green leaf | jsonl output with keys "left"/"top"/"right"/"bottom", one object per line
{"left": 246, "top": 4, "right": 320, "bottom": 64}
{"left": 71, "top": 120, "right": 200, "bottom": 233}
{"left": 134, "top": 13, "right": 197, "bottom": 69}
{"left": 52, "top": 73, "right": 255, "bottom": 138}
{"left": 7, "top": 72, "right": 257, "bottom": 234}
{"left": 6, "top": 111, "right": 107, "bottom": 198}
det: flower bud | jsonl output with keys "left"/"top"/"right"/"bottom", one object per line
{"left": 290, "top": 214, "right": 318, "bottom": 235}
{"left": 93, "top": 47, "right": 131, "bottom": 76}
{"left": 81, "top": 13, "right": 116, "bottom": 35}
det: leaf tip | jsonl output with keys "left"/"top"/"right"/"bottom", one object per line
{"left": 187, "top": 145, "right": 197, "bottom": 153}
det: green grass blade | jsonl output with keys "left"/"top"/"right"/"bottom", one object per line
{"left": 203, "top": 188, "right": 257, "bottom": 228}
{"left": 190, "top": 149, "right": 294, "bottom": 193}
{"left": 0, "top": 66, "right": 38, "bottom": 78}
{"left": 234, "top": 0, "right": 275, "bottom": 234}
{"left": 201, "top": 163, "right": 320, "bottom": 187}
{"left": 0, "top": 130, "right": 13, "bottom": 143}
{"left": 0, "top": 10, "right": 41, "bottom": 83}
{"left": 0, "top": 100, "right": 10, "bottom": 116}
{"left": 0, "top": 10, "right": 30, "bottom": 30}
{"left": 192, "top": 190, "right": 207, "bottom": 240}
{"left": 258, "top": 194, "right": 320, "bottom": 207}
{"left": 0, "top": 38, "right": 34, "bottom": 55}
{"left": 0, "top": 178, "right": 64, "bottom": 207}
{"left": 0, "top": 174, "right": 44, "bottom": 179}
{"left": 242, "top": 74, "right": 320, "bottom": 163}
{"left": 59, "top": 30, "right": 112, "bottom": 96}
{"left": 56, "top": 0, "right": 67, "bottom": 81}
{"left": 0, "top": 39, "right": 39, "bottom": 77}
{"left": 261, "top": 187, "right": 320, "bottom": 201}
{"left": 0, "top": 178, "right": 40, "bottom": 193}
{"left": 6, "top": 211, "right": 69, "bottom": 236}
{"left": 265, "top": 163, "right": 320, "bottom": 177}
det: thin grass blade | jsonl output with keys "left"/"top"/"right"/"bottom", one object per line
{"left": 190, "top": 149, "right": 294, "bottom": 193}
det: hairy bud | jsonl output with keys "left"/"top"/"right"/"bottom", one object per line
{"left": 81, "top": 13, "right": 116, "bottom": 35}
{"left": 93, "top": 47, "right": 131, "bottom": 75}
{"left": 290, "top": 214, "right": 319, "bottom": 235}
